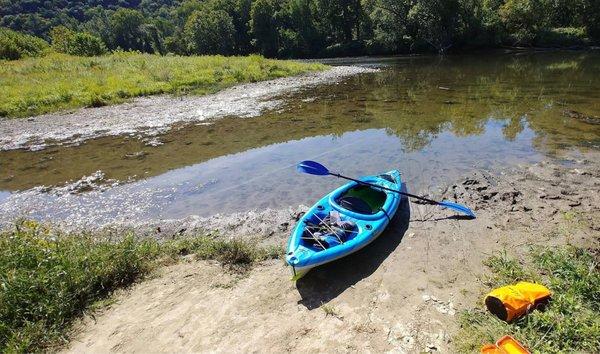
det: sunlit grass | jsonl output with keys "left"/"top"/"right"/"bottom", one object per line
{"left": 0, "top": 51, "right": 328, "bottom": 118}
{"left": 0, "top": 221, "right": 282, "bottom": 352}
{"left": 455, "top": 246, "right": 600, "bottom": 353}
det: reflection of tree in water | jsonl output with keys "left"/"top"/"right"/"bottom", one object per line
{"left": 2, "top": 52, "right": 599, "bottom": 191}
{"left": 350, "top": 51, "right": 600, "bottom": 152}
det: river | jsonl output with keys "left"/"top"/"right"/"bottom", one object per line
{"left": 1, "top": 51, "right": 599, "bottom": 229}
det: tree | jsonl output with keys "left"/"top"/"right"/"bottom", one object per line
{"left": 109, "top": 8, "right": 161, "bottom": 52}
{"left": 498, "top": 0, "right": 544, "bottom": 45}
{"left": 365, "top": 0, "right": 412, "bottom": 52}
{"left": 582, "top": 0, "right": 600, "bottom": 41}
{"left": 250, "top": 0, "right": 279, "bottom": 57}
{"left": 184, "top": 9, "right": 235, "bottom": 55}
{"left": 285, "top": 0, "right": 324, "bottom": 55}
{"left": 315, "top": 0, "right": 363, "bottom": 43}
{"left": 407, "top": 0, "right": 465, "bottom": 53}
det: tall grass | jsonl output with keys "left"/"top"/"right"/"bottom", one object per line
{"left": 0, "top": 52, "right": 328, "bottom": 118}
{"left": 0, "top": 221, "right": 282, "bottom": 352}
{"left": 455, "top": 246, "right": 600, "bottom": 353}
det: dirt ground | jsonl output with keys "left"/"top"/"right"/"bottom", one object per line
{"left": 65, "top": 152, "right": 599, "bottom": 353}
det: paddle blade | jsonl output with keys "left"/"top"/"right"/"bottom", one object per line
{"left": 297, "top": 160, "right": 330, "bottom": 176}
{"left": 438, "top": 200, "right": 476, "bottom": 219}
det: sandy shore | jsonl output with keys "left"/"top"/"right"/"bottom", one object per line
{"left": 0, "top": 66, "right": 376, "bottom": 151}
{"left": 64, "top": 150, "right": 599, "bottom": 353}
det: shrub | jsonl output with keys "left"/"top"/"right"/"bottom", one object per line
{"left": 535, "top": 27, "right": 588, "bottom": 47}
{"left": 50, "top": 26, "right": 107, "bottom": 56}
{"left": 0, "top": 28, "right": 49, "bottom": 60}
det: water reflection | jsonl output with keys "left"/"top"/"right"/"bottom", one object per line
{"left": 0, "top": 51, "right": 599, "bottom": 224}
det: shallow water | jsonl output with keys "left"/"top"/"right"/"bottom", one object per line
{"left": 1, "top": 51, "right": 599, "bottom": 227}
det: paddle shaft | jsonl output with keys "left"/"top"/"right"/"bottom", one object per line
{"left": 329, "top": 173, "right": 442, "bottom": 206}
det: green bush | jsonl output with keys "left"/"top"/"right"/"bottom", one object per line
{"left": 535, "top": 27, "right": 589, "bottom": 47}
{"left": 0, "top": 28, "right": 49, "bottom": 60}
{"left": 50, "top": 26, "right": 107, "bottom": 56}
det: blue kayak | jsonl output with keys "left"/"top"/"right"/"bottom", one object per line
{"left": 286, "top": 170, "right": 402, "bottom": 280}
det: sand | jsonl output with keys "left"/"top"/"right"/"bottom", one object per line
{"left": 64, "top": 151, "right": 600, "bottom": 353}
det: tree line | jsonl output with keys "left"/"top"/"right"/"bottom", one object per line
{"left": 1, "top": 0, "right": 599, "bottom": 59}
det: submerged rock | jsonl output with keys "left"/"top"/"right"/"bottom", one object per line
{"left": 563, "top": 109, "right": 600, "bottom": 125}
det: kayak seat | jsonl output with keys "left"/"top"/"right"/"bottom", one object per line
{"left": 338, "top": 185, "right": 387, "bottom": 214}
{"left": 339, "top": 196, "right": 374, "bottom": 214}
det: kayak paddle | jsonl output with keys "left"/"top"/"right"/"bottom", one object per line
{"left": 297, "top": 160, "right": 476, "bottom": 219}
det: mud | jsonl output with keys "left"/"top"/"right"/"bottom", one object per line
{"left": 0, "top": 66, "right": 377, "bottom": 151}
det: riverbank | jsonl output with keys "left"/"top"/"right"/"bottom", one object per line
{"left": 0, "top": 53, "right": 328, "bottom": 119}
{"left": 2, "top": 149, "right": 597, "bottom": 353}
{"left": 0, "top": 64, "right": 376, "bottom": 151}
{"left": 64, "top": 150, "right": 600, "bottom": 353}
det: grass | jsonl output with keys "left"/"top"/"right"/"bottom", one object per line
{"left": 455, "top": 246, "right": 600, "bottom": 353}
{"left": 0, "top": 220, "right": 282, "bottom": 353}
{"left": 320, "top": 303, "right": 340, "bottom": 318}
{"left": 0, "top": 51, "right": 328, "bottom": 118}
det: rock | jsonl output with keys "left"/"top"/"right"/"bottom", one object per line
{"left": 278, "top": 222, "right": 289, "bottom": 231}
{"left": 124, "top": 151, "right": 147, "bottom": 160}
{"left": 563, "top": 109, "right": 600, "bottom": 125}
{"left": 462, "top": 178, "right": 479, "bottom": 186}
{"left": 500, "top": 190, "right": 521, "bottom": 204}
{"left": 144, "top": 137, "right": 164, "bottom": 147}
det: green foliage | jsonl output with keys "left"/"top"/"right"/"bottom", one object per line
{"left": 1, "top": 0, "right": 599, "bottom": 58}
{"left": 165, "top": 236, "right": 282, "bottom": 270}
{"left": 50, "top": 26, "right": 107, "bottom": 56}
{"left": 316, "top": 0, "right": 363, "bottom": 43}
{"left": 0, "top": 52, "right": 327, "bottom": 117}
{"left": 365, "top": 0, "right": 411, "bottom": 53}
{"left": 499, "top": 0, "right": 544, "bottom": 45}
{"left": 536, "top": 27, "right": 588, "bottom": 47}
{"left": 0, "top": 221, "right": 283, "bottom": 352}
{"left": 184, "top": 8, "right": 235, "bottom": 55}
{"left": 250, "top": 0, "right": 279, "bottom": 57}
{"left": 407, "top": 0, "right": 465, "bottom": 52}
{"left": 582, "top": 0, "right": 600, "bottom": 41}
{"left": 455, "top": 246, "right": 600, "bottom": 353}
{"left": 109, "top": 8, "right": 162, "bottom": 53}
{"left": 0, "top": 28, "right": 48, "bottom": 60}
{"left": 0, "top": 221, "right": 161, "bottom": 352}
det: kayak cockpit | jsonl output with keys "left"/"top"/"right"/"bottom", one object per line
{"left": 300, "top": 210, "right": 359, "bottom": 252}
{"left": 336, "top": 184, "right": 387, "bottom": 215}
{"left": 329, "top": 174, "right": 397, "bottom": 221}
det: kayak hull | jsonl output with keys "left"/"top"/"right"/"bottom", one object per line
{"left": 286, "top": 170, "right": 402, "bottom": 280}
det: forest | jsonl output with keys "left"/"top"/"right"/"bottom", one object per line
{"left": 1, "top": 0, "right": 599, "bottom": 59}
